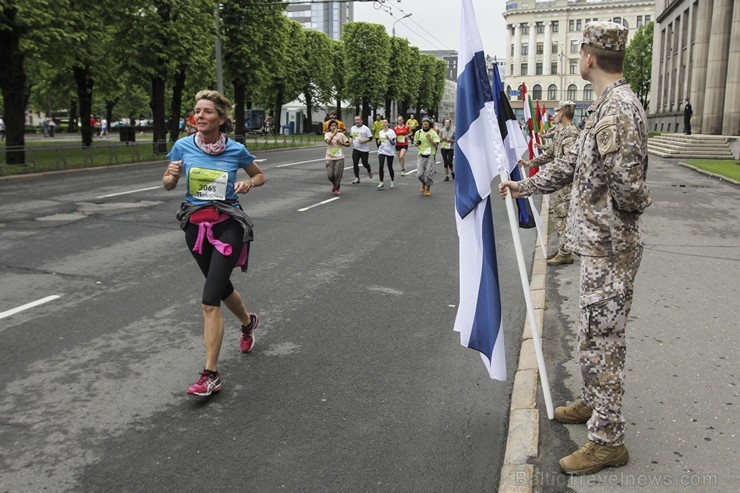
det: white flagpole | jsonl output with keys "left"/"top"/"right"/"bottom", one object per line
{"left": 498, "top": 168, "right": 554, "bottom": 420}
{"left": 519, "top": 164, "right": 548, "bottom": 259}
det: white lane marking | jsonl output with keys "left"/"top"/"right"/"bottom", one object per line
{"left": 96, "top": 186, "right": 161, "bottom": 199}
{"left": 0, "top": 295, "right": 61, "bottom": 320}
{"left": 276, "top": 158, "right": 325, "bottom": 168}
{"left": 255, "top": 159, "right": 267, "bottom": 162}
{"left": 297, "top": 197, "right": 340, "bottom": 212}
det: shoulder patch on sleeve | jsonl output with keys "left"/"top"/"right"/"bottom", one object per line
{"left": 594, "top": 115, "right": 619, "bottom": 155}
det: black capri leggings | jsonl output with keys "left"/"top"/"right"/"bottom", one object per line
{"left": 352, "top": 148, "right": 371, "bottom": 177}
{"left": 185, "top": 218, "right": 245, "bottom": 306}
{"left": 441, "top": 148, "right": 454, "bottom": 169}
{"left": 378, "top": 154, "right": 395, "bottom": 182}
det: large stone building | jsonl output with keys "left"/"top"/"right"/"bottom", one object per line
{"left": 285, "top": 0, "right": 353, "bottom": 41}
{"left": 504, "top": 0, "right": 655, "bottom": 119}
{"left": 648, "top": 0, "right": 739, "bottom": 135}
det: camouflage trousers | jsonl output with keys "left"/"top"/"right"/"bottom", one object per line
{"left": 417, "top": 154, "right": 436, "bottom": 186}
{"left": 550, "top": 185, "right": 572, "bottom": 255}
{"left": 578, "top": 247, "right": 642, "bottom": 446}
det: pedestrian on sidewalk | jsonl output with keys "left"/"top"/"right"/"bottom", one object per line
{"left": 499, "top": 21, "right": 652, "bottom": 476}
{"left": 376, "top": 118, "right": 396, "bottom": 190}
{"left": 519, "top": 100, "right": 581, "bottom": 266}
{"left": 683, "top": 98, "right": 692, "bottom": 135}
{"left": 163, "top": 89, "right": 265, "bottom": 397}
{"left": 414, "top": 116, "right": 440, "bottom": 197}
{"left": 324, "top": 119, "right": 350, "bottom": 196}
{"left": 349, "top": 115, "right": 373, "bottom": 184}
{"left": 394, "top": 115, "right": 410, "bottom": 175}
{"left": 438, "top": 118, "right": 455, "bottom": 181}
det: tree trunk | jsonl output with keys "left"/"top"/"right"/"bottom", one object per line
{"left": 68, "top": 99, "right": 78, "bottom": 133}
{"left": 304, "top": 89, "right": 313, "bottom": 134}
{"left": 273, "top": 88, "right": 284, "bottom": 135}
{"left": 105, "top": 99, "right": 118, "bottom": 132}
{"left": 233, "top": 81, "right": 246, "bottom": 143}
{"left": 151, "top": 76, "right": 167, "bottom": 153}
{"left": 73, "top": 65, "right": 94, "bottom": 148}
{"left": 400, "top": 101, "right": 409, "bottom": 119}
{"left": 335, "top": 96, "right": 342, "bottom": 121}
{"left": 0, "top": 9, "right": 28, "bottom": 165}
{"left": 361, "top": 98, "right": 370, "bottom": 123}
{"left": 169, "top": 67, "right": 186, "bottom": 142}
{"left": 385, "top": 98, "right": 392, "bottom": 119}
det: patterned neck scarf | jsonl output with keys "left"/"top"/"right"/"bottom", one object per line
{"left": 194, "top": 132, "right": 227, "bottom": 155}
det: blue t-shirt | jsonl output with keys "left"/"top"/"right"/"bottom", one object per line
{"left": 167, "top": 136, "right": 256, "bottom": 206}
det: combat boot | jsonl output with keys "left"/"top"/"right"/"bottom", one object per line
{"left": 547, "top": 250, "right": 558, "bottom": 260}
{"left": 547, "top": 252, "right": 574, "bottom": 266}
{"left": 560, "top": 440, "right": 629, "bottom": 476}
{"left": 554, "top": 400, "right": 592, "bottom": 424}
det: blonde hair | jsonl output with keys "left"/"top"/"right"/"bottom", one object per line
{"left": 194, "top": 89, "right": 235, "bottom": 133}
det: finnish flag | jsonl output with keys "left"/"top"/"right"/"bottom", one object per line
{"left": 453, "top": 0, "right": 510, "bottom": 380}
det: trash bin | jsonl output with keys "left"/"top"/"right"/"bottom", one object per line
{"left": 119, "top": 127, "right": 136, "bottom": 142}
{"left": 281, "top": 125, "right": 289, "bottom": 136}
{"left": 48, "top": 125, "right": 55, "bottom": 137}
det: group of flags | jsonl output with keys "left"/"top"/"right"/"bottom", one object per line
{"left": 453, "top": 0, "right": 550, "bottom": 380}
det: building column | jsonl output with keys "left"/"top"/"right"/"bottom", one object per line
{"left": 528, "top": 23, "right": 536, "bottom": 74}
{"left": 703, "top": 0, "right": 732, "bottom": 134}
{"left": 544, "top": 22, "right": 552, "bottom": 75}
{"left": 722, "top": 1, "right": 739, "bottom": 135}
{"left": 513, "top": 24, "right": 521, "bottom": 77}
{"left": 690, "top": 0, "right": 712, "bottom": 133}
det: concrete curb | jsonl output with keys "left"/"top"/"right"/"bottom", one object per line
{"left": 676, "top": 161, "right": 740, "bottom": 186}
{"left": 498, "top": 201, "right": 550, "bottom": 493}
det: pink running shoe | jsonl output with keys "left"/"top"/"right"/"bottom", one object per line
{"left": 240, "top": 312, "right": 260, "bottom": 353}
{"left": 334, "top": 188, "right": 341, "bottom": 196}
{"left": 187, "top": 370, "right": 221, "bottom": 396}
{"left": 331, "top": 185, "right": 337, "bottom": 194}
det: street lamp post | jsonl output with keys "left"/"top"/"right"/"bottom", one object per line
{"left": 392, "top": 12, "right": 412, "bottom": 37}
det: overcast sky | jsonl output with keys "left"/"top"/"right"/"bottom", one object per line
{"left": 353, "top": 0, "right": 509, "bottom": 58}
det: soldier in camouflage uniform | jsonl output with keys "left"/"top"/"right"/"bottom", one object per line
{"left": 519, "top": 101, "right": 581, "bottom": 266}
{"left": 499, "top": 21, "right": 651, "bottom": 475}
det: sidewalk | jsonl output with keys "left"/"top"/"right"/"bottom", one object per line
{"left": 500, "top": 155, "right": 739, "bottom": 492}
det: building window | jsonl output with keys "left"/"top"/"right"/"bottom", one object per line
{"left": 536, "top": 63, "right": 543, "bottom": 75}
{"left": 536, "top": 22, "right": 544, "bottom": 33}
{"left": 585, "top": 18, "right": 591, "bottom": 24}
{"left": 522, "top": 44, "right": 529, "bottom": 55}
{"left": 576, "top": 19, "right": 582, "bottom": 31}
{"left": 518, "top": 84, "right": 524, "bottom": 101}
{"left": 521, "top": 63, "right": 528, "bottom": 75}
{"left": 510, "top": 24, "right": 516, "bottom": 35}
{"left": 548, "top": 84, "right": 558, "bottom": 100}
{"left": 570, "top": 39, "right": 580, "bottom": 54}
{"left": 552, "top": 43, "right": 558, "bottom": 54}
{"left": 583, "top": 84, "right": 593, "bottom": 100}
{"left": 536, "top": 42, "right": 544, "bottom": 55}
{"left": 522, "top": 25, "right": 530, "bottom": 34}
{"left": 511, "top": 44, "right": 515, "bottom": 56}
{"left": 637, "top": 16, "right": 643, "bottom": 27}
{"left": 533, "top": 84, "right": 542, "bottom": 100}
{"left": 569, "top": 59, "right": 578, "bottom": 74}
{"left": 569, "top": 20, "right": 575, "bottom": 31}
{"left": 567, "top": 84, "right": 577, "bottom": 100}
{"left": 551, "top": 62, "right": 558, "bottom": 74}
{"left": 612, "top": 17, "right": 621, "bottom": 25}
{"left": 645, "top": 15, "right": 651, "bottom": 23}
{"left": 552, "top": 21, "right": 559, "bottom": 33}
{"left": 510, "top": 64, "right": 514, "bottom": 75}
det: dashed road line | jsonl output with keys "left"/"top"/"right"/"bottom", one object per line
{"left": 0, "top": 295, "right": 62, "bottom": 320}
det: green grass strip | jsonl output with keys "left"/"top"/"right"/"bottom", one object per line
{"left": 684, "top": 159, "right": 740, "bottom": 182}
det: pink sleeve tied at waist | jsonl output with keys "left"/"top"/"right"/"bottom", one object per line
{"left": 191, "top": 213, "right": 248, "bottom": 268}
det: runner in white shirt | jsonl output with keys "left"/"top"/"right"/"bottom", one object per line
{"left": 348, "top": 115, "right": 373, "bottom": 184}
{"left": 376, "top": 119, "right": 397, "bottom": 190}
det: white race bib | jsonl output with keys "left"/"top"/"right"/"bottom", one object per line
{"left": 397, "top": 135, "right": 406, "bottom": 143}
{"left": 189, "top": 167, "right": 228, "bottom": 201}
{"left": 329, "top": 147, "right": 343, "bottom": 158}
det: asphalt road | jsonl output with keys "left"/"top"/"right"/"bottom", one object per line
{"left": 0, "top": 144, "right": 537, "bottom": 492}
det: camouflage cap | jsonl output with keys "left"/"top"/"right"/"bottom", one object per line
{"left": 581, "top": 21, "right": 628, "bottom": 52}
{"left": 554, "top": 100, "right": 576, "bottom": 112}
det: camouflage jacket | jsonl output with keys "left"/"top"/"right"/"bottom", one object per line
{"left": 518, "top": 79, "right": 651, "bottom": 256}
{"left": 530, "top": 124, "right": 580, "bottom": 167}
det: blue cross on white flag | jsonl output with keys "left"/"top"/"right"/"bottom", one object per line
{"left": 453, "top": 0, "right": 510, "bottom": 380}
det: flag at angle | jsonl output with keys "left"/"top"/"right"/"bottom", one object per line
{"left": 523, "top": 86, "right": 541, "bottom": 176}
{"left": 453, "top": 0, "right": 508, "bottom": 380}
{"left": 491, "top": 65, "right": 536, "bottom": 229}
